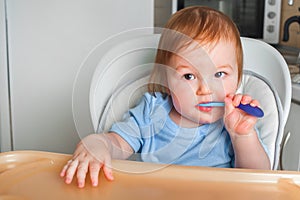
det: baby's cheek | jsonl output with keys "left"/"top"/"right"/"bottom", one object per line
{"left": 226, "top": 82, "right": 238, "bottom": 94}
{"left": 213, "top": 108, "right": 225, "bottom": 120}
{"left": 171, "top": 96, "right": 182, "bottom": 112}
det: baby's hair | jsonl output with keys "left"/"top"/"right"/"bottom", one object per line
{"left": 148, "top": 6, "right": 243, "bottom": 94}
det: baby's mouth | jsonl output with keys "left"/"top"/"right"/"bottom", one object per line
{"left": 197, "top": 102, "right": 225, "bottom": 107}
{"left": 196, "top": 104, "right": 213, "bottom": 112}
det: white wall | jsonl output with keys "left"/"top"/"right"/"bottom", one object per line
{"left": 0, "top": 0, "right": 12, "bottom": 152}
{"left": 0, "top": 0, "right": 153, "bottom": 153}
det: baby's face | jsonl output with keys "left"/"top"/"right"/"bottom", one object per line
{"left": 166, "top": 40, "right": 239, "bottom": 127}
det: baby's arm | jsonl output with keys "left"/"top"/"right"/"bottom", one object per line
{"left": 224, "top": 94, "right": 271, "bottom": 169}
{"left": 60, "top": 132, "right": 133, "bottom": 188}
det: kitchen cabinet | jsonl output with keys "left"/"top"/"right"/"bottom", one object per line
{"left": 280, "top": 0, "right": 300, "bottom": 48}
{"left": 0, "top": 0, "right": 153, "bottom": 153}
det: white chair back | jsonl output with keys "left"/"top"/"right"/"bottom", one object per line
{"left": 85, "top": 35, "right": 291, "bottom": 169}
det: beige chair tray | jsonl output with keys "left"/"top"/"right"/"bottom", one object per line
{"left": 0, "top": 150, "right": 300, "bottom": 200}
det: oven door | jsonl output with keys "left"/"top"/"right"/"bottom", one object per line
{"left": 176, "top": 0, "right": 265, "bottom": 39}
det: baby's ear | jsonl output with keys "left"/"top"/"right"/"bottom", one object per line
{"left": 165, "top": 87, "right": 171, "bottom": 95}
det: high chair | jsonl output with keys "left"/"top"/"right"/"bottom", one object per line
{"left": 73, "top": 31, "right": 291, "bottom": 170}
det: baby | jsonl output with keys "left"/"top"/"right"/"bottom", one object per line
{"left": 60, "top": 6, "right": 270, "bottom": 188}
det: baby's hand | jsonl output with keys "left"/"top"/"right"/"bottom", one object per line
{"left": 224, "top": 94, "right": 259, "bottom": 136}
{"left": 60, "top": 134, "right": 114, "bottom": 188}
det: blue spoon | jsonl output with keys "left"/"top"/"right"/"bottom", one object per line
{"left": 197, "top": 102, "right": 264, "bottom": 118}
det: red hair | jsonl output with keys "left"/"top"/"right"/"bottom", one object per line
{"left": 148, "top": 6, "right": 243, "bottom": 93}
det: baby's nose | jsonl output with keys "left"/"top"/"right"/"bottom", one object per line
{"left": 196, "top": 81, "right": 212, "bottom": 95}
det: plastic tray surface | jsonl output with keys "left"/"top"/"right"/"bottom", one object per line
{"left": 0, "top": 151, "right": 300, "bottom": 200}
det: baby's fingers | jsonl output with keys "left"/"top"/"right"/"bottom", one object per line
{"left": 103, "top": 156, "right": 114, "bottom": 181}
{"left": 88, "top": 155, "right": 114, "bottom": 187}
{"left": 231, "top": 94, "right": 243, "bottom": 107}
{"left": 249, "top": 99, "right": 259, "bottom": 107}
{"left": 60, "top": 159, "right": 71, "bottom": 177}
{"left": 89, "top": 161, "right": 101, "bottom": 187}
{"left": 76, "top": 160, "right": 89, "bottom": 188}
{"left": 224, "top": 96, "right": 235, "bottom": 118}
{"left": 63, "top": 159, "right": 79, "bottom": 184}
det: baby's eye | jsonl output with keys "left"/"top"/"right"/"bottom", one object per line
{"left": 215, "top": 72, "right": 226, "bottom": 78}
{"left": 183, "top": 73, "right": 196, "bottom": 80}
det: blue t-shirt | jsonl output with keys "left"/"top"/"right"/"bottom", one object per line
{"left": 110, "top": 92, "right": 237, "bottom": 168}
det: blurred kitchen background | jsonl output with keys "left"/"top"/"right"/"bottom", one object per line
{"left": 0, "top": 0, "right": 300, "bottom": 171}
